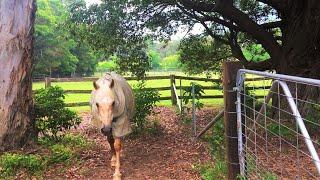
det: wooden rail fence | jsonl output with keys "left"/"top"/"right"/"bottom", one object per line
{"left": 33, "top": 75, "right": 267, "bottom": 107}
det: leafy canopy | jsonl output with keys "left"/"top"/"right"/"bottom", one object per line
{"left": 34, "top": 0, "right": 98, "bottom": 77}
{"left": 67, "top": 0, "right": 280, "bottom": 75}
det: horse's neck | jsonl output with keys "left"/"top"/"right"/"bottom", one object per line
{"left": 113, "top": 81, "right": 126, "bottom": 118}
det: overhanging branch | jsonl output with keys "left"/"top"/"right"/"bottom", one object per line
{"left": 214, "top": 3, "right": 282, "bottom": 66}
{"left": 260, "top": 21, "right": 282, "bottom": 29}
{"left": 257, "top": 0, "right": 287, "bottom": 12}
{"left": 244, "top": 60, "right": 274, "bottom": 71}
{"left": 198, "top": 13, "right": 242, "bottom": 32}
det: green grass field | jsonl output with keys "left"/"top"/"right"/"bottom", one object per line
{"left": 33, "top": 72, "right": 269, "bottom": 112}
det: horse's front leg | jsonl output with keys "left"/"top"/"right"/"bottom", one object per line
{"left": 107, "top": 134, "right": 116, "bottom": 167}
{"left": 113, "top": 138, "right": 122, "bottom": 180}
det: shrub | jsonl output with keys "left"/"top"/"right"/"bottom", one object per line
{"left": 0, "top": 153, "right": 43, "bottom": 176}
{"left": 181, "top": 82, "right": 205, "bottom": 112}
{"left": 267, "top": 122, "right": 294, "bottom": 138}
{"left": 38, "top": 133, "right": 91, "bottom": 150}
{"left": 49, "top": 144, "right": 73, "bottom": 164}
{"left": 195, "top": 160, "right": 227, "bottom": 180}
{"left": 206, "top": 120, "right": 225, "bottom": 159}
{"left": 305, "top": 103, "right": 320, "bottom": 134}
{"left": 60, "top": 134, "right": 91, "bottom": 149}
{"left": 132, "top": 81, "right": 160, "bottom": 132}
{"left": 34, "top": 86, "right": 81, "bottom": 141}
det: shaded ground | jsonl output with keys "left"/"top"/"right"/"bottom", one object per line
{"left": 44, "top": 107, "right": 216, "bottom": 179}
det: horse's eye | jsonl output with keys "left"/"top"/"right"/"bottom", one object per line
{"left": 112, "top": 101, "right": 115, "bottom": 107}
{"left": 96, "top": 103, "right": 100, "bottom": 108}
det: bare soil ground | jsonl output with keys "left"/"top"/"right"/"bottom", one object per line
{"left": 44, "top": 107, "right": 216, "bottom": 179}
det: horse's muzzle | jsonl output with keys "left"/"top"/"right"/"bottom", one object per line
{"left": 101, "top": 126, "right": 112, "bottom": 136}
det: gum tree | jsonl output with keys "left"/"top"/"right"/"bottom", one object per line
{"left": 0, "top": 0, "right": 37, "bottom": 150}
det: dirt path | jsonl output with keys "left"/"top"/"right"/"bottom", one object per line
{"left": 45, "top": 107, "right": 215, "bottom": 179}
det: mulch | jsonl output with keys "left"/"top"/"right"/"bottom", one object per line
{"left": 44, "top": 107, "right": 217, "bottom": 180}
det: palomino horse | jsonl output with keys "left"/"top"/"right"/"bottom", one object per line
{"left": 90, "top": 72, "right": 135, "bottom": 180}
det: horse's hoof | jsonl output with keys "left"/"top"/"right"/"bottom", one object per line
{"left": 113, "top": 173, "right": 121, "bottom": 180}
{"left": 111, "top": 156, "right": 116, "bottom": 167}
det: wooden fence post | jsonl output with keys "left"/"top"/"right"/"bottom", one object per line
{"left": 223, "top": 61, "right": 242, "bottom": 179}
{"left": 45, "top": 77, "right": 51, "bottom": 89}
{"left": 170, "top": 74, "right": 177, "bottom": 105}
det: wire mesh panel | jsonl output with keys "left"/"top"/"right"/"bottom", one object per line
{"left": 236, "top": 70, "right": 320, "bottom": 179}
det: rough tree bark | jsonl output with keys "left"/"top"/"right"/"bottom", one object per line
{"left": 0, "top": 0, "right": 36, "bottom": 150}
{"left": 279, "top": 1, "right": 320, "bottom": 79}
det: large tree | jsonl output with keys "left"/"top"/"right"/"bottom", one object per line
{"left": 34, "top": 0, "right": 98, "bottom": 78}
{"left": 69, "top": 0, "right": 320, "bottom": 78}
{"left": 0, "top": 0, "right": 37, "bottom": 150}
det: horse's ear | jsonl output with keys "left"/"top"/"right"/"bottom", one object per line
{"left": 93, "top": 81, "right": 99, "bottom": 89}
{"left": 109, "top": 79, "right": 114, "bottom": 88}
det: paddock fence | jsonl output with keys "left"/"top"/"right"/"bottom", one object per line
{"left": 33, "top": 75, "right": 266, "bottom": 108}
{"left": 236, "top": 69, "right": 320, "bottom": 179}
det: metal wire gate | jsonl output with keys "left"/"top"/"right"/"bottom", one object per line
{"left": 236, "top": 69, "right": 320, "bottom": 179}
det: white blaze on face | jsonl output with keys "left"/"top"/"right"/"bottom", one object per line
{"left": 91, "top": 78, "right": 116, "bottom": 128}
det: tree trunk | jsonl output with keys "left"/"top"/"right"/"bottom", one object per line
{"left": 268, "top": 1, "right": 320, "bottom": 115}
{"left": 279, "top": 1, "right": 320, "bottom": 79}
{"left": 0, "top": 0, "right": 36, "bottom": 150}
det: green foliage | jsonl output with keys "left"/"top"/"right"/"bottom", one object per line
{"left": 67, "top": 0, "right": 284, "bottom": 77}
{"left": 196, "top": 115, "right": 226, "bottom": 179}
{"left": 34, "top": 0, "right": 97, "bottom": 77}
{"left": 97, "top": 55, "right": 119, "bottom": 72}
{"left": 68, "top": 1, "right": 150, "bottom": 78}
{"left": 261, "top": 171, "right": 278, "bottom": 180}
{"left": 117, "top": 43, "right": 151, "bottom": 78}
{"left": 147, "top": 40, "right": 181, "bottom": 70}
{"left": 0, "top": 153, "right": 43, "bottom": 176}
{"left": 181, "top": 83, "right": 205, "bottom": 111}
{"left": 72, "top": 43, "right": 98, "bottom": 77}
{"left": 305, "top": 103, "right": 320, "bottom": 133}
{"left": 179, "top": 35, "right": 229, "bottom": 75}
{"left": 0, "top": 134, "right": 92, "bottom": 178}
{"left": 132, "top": 81, "right": 160, "bottom": 132}
{"left": 240, "top": 154, "right": 278, "bottom": 180}
{"left": 267, "top": 123, "right": 294, "bottom": 138}
{"left": 160, "top": 54, "right": 181, "bottom": 70}
{"left": 60, "top": 134, "right": 91, "bottom": 149}
{"left": 243, "top": 44, "right": 270, "bottom": 62}
{"left": 148, "top": 50, "right": 161, "bottom": 69}
{"left": 195, "top": 160, "right": 227, "bottom": 180}
{"left": 49, "top": 144, "right": 73, "bottom": 164}
{"left": 34, "top": 86, "right": 81, "bottom": 140}
{"left": 206, "top": 120, "right": 225, "bottom": 159}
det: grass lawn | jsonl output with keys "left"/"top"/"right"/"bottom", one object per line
{"left": 33, "top": 72, "right": 269, "bottom": 113}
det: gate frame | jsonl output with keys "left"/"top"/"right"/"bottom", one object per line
{"left": 236, "top": 69, "right": 320, "bottom": 177}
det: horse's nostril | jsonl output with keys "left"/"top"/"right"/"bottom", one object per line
{"left": 101, "top": 126, "right": 112, "bottom": 136}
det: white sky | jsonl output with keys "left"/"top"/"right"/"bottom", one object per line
{"left": 85, "top": 0, "right": 101, "bottom": 5}
{"left": 84, "top": 0, "right": 203, "bottom": 40}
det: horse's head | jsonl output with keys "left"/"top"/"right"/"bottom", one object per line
{"left": 93, "top": 78, "right": 116, "bottom": 136}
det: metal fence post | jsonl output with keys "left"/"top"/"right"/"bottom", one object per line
{"left": 223, "top": 61, "right": 242, "bottom": 179}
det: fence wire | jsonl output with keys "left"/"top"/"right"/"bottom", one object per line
{"left": 236, "top": 70, "right": 320, "bottom": 179}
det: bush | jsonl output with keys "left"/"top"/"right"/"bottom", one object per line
{"left": 49, "top": 144, "right": 73, "bottom": 164}
{"left": 60, "top": 134, "right": 91, "bottom": 149}
{"left": 38, "top": 133, "right": 91, "bottom": 150}
{"left": 181, "top": 82, "right": 205, "bottom": 113}
{"left": 132, "top": 81, "right": 160, "bottom": 132}
{"left": 0, "top": 153, "right": 43, "bottom": 176}
{"left": 34, "top": 86, "right": 81, "bottom": 141}
{"left": 267, "top": 122, "right": 294, "bottom": 138}
{"left": 195, "top": 160, "right": 227, "bottom": 180}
